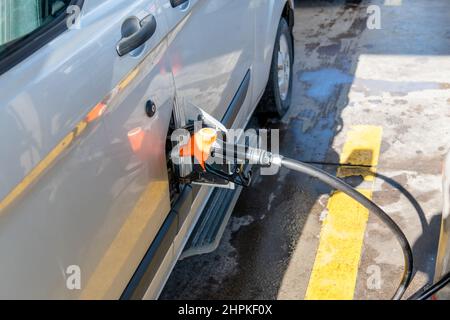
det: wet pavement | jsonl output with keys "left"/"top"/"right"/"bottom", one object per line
{"left": 161, "top": 0, "right": 450, "bottom": 300}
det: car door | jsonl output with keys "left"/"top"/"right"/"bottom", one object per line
{"left": 0, "top": 0, "right": 174, "bottom": 299}
{"left": 160, "top": 0, "right": 255, "bottom": 125}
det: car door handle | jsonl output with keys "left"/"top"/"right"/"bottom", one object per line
{"left": 117, "top": 14, "right": 157, "bottom": 57}
{"left": 170, "top": 0, "right": 189, "bottom": 8}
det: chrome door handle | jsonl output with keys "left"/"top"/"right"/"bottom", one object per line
{"left": 170, "top": 0, "right": 189, "bottom": 8}
{"left": 117, "top": 14, "right": 157, "bottom": 57}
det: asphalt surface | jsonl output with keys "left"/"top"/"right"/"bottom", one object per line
{"left": 161, "top": 0, "right": 450, "bottom": 300}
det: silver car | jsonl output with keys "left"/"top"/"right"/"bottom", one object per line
{"left": 0, "top": 0, "right": 294, "bottom": 299}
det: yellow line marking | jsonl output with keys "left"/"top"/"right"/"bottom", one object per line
{"left": 337, "top": 125, "right": 382, "bottom": 182}
{"left": 305, "top": 189, "right": 372, "bottom": 300}
{"left": 305, "top": 125, "right": 383, "bottom": 300}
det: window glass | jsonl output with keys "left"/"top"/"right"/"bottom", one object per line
{"left": 0, "top": 0, "right": 71, "bottom": 53}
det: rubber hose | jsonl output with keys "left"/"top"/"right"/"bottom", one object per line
{"left": 409, "top": 271, "right": 450, "bottom": 300}
{"left": 280, "top": 157, "right": 414, "bottom": 300}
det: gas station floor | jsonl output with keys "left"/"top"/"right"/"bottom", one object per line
{"left": 161, "top": 0, "right": 450, "bottom": 300}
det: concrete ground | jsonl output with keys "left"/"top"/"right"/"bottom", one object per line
{"left": 161, "top": 0, "right": 450, "bottom": 300}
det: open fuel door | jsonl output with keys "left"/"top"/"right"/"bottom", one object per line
{"left": 170, "top": 99, "right": 252, "bottom": 190}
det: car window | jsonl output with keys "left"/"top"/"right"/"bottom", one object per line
{"left": 0, "top": 0, "right": 71, "bottom": 54}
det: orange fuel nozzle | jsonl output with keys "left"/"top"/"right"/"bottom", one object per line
{"left": 179, "top": 127, "right": 218, "bottom": 170}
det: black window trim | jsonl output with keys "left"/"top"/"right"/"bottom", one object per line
{"left": 0, "top": 0, "right": 85, "bottom": 76}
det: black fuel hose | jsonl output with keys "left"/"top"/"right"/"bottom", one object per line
{"left": 212, "top": 142, "right": 414, "bottom": 299}
{"left": 279, "top": 157, "right": 413, "bottom": 300}
{"left": 281, "top": 158, "right": 413, "bottom": 300}
{"left": 409, "top": 271, "right": 450, "bottom": 300}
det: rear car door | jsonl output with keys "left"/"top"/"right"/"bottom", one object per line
{"left": 160, "top": 0, "right": 255, "bottom": 124}
{"left": 0, "top": 0, "right": 174, "bottom": 299}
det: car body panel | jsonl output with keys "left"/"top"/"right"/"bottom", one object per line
{"left": 0, "top": 0, "right": 294, "bottom": 299}
{"left": 160, "top": 0, "right": 254, "bottom": 120}
{"left": 143, "top": 0, "right": 293, "bottom": 299}
{"left": 0, "top": 0, "right": 174, "bottom": 299}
